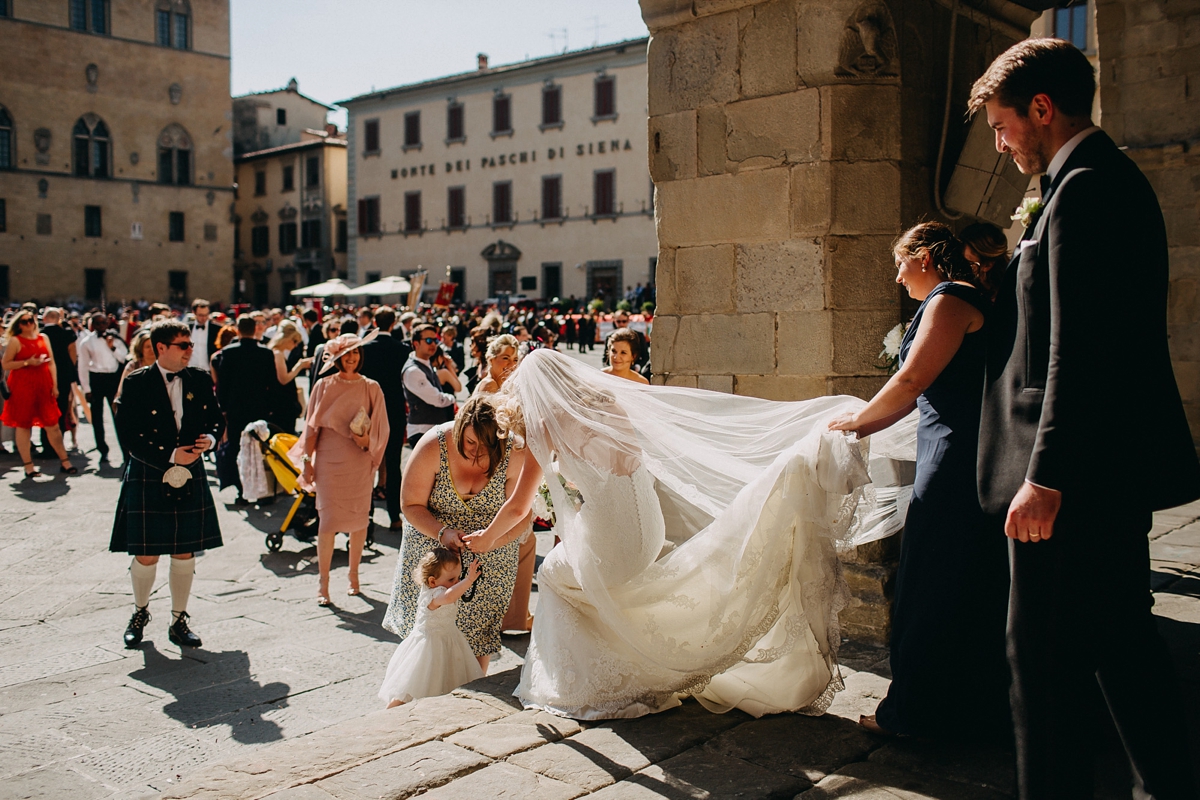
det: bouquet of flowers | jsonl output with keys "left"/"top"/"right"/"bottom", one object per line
{"left": 532, "top": 470, "right": 584, "bottom": 527}
{"left": 876, "top": 322, "right": 907, "bottom": 375}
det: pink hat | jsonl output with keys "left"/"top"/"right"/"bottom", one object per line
{"left": 318, "top": 329, "right": 378, "bottom": 375}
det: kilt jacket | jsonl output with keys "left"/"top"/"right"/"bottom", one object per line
{"left": 115, "top": 366, "right": 225, "bottom": 469}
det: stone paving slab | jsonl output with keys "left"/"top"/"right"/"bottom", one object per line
{"left": 419, "top": 761, "right": 585, "bottom": 800}
{"left": 594, "top": 746, "right": 811, "bottom": 799}
{"left": 508, "top": 726, "right": 658, "bottom": 792}
{"left": 314, "top": 740, "right": 489, "bottom": 799}
{"left": 801, "top": 761, "right": 1011, "bottom": 799}
{"left": 446, "top": 708, "right": 583, "bottom": 759}
{"left": 705, "top": 711, "right": 879, "bottom": 782}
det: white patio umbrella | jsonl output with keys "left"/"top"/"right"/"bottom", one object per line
{"left": 290, "top": 278, "right": 356, "bottom": 297}
{"left": 344, "top": 275, "right": 413, "bottom": 297}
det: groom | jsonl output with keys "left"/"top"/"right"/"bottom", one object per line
{"left": 972, "top": 39, "right": 1200, "bottom": 798}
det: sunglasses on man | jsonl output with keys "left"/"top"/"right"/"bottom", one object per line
{"left": 420, "top": 337, "right": 439, "bottom": 345}
{"left": 167, "top": 341, "right": 195, "bottom": 351}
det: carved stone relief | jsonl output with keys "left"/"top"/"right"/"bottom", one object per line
{"left": 251, "top": 208, "right": 269, "bottom": 224}
{"left": 33, "top": 128, "right": 51, "bottom": 165}
{"left": 130, "top": 151, "right": 139, "bottom": 165}
{"left": 86, "top": 63, "right": 99, "bottom": 93}
{"left": 278, "top": 203, "right": 298, "bottom": 221}
{"left": 835, "top": 0, "right": 899, "bottom": 78}
{"left": 169, "top": 83, "right": 183, "bottom": 105}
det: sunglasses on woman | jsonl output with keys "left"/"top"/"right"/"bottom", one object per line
{"left": 18, "top": 318, "right": 35, "bottom": 326}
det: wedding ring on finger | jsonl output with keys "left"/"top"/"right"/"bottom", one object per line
{"left": 1030, "top": 534, "right": 1041, "bottom": 541}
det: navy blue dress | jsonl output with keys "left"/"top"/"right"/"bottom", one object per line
{"left": 875, "top": 282, "right": 1011, "bottom": 739}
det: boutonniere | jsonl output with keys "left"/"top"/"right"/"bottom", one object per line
{"left": 186, "top": 392, "right": 194, "bottom": 402}
{"left": 1011, "top": 197, "right": 1044, "bottom": 228}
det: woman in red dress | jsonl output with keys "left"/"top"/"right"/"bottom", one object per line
{"left": 1, "top": 311, "right": 76, "bottom": 478}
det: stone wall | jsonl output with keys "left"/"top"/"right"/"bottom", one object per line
{"left": 1095, "top": 0, "right": 1200, "bottom": 446}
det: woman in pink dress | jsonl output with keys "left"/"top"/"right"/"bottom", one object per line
{"left": 291, "top": 332, "right": 389, "bottom": 605}
{"left": 1, "top": 310, "right": 76, "bottom": 478}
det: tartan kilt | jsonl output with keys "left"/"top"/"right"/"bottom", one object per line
{"left": 110, "top": 457, "right": 223, "bottom": 555}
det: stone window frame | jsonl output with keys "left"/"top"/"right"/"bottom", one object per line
{"left": 157, "top": 123, "right": 193, "bottom": 186}
{"left": 541, "top": 174, "right": 563, "bottom": 221}
{"left": 305, "top": 155, "right": 320, "bottom": 188}
{"left": 84, "top": 267, "right": 105, "bottom": 301}
{"left": 254, "top": 169, "right": 267, "bottom": 196}
{"left": 281, "top": 163, "right": 294, "bottom": 193}
{"left": 250, "top": 224, "right": 270, "bottom": 256}
{"left": 540, "top": 82, "right": 564, "bottom": 131}
{"left": 70, "top": 0, "right": 110, "bottom": 35}
{"left": 402, "top": 110, "right": 422, "bottom": 152}
{"left": 445, "top": 100, "right": 466, "bottom": 145}
{"left": 357, "top": 196, "right": 381, "bottom": 236}
{"left": 492, "top": 180, "right": 513, "bottom": 226}
{"left": 155, "top": 0, "right": 191, "bottom": 50}
{"left": 592, "top": 73, "right": 618, "bottom": 123}
{"left": 84, "top": 204, "right": 102, "bottom": 238}
{"left": 362, "top": 118, "right": 381, "bottom": 157}
{"left": 403, "top": 190, "right": 422, "bottom": 234}
{"left": 491, "top": 91, "right": 513, "bottom": 139}
{"left": 278, "top": 221, "right": 298, "bottom": 254}
{"left": 592, "top": 168, "right": 617, "bottom": 218}
{"left": 0, "top": 106, "right": 13, "bottom": 170}
{"left": 446, "top": 185, "right": 467, "bottom": 230}
{"left": 73, "top": 114, "right": 111, "bottom": 179}
{"left": 542, "top": 262, "right": 563, "bottom": 300}
{"left": 300, "top": 218, "right": 321, "bottom": 249}
{"left": 168, "top": 211, "right": 185, "bottom": 242}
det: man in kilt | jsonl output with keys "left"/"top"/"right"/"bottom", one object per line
{"left": 111, "top": 320, "right": 225, "bottom": 648}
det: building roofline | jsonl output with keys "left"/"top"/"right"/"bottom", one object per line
{"left": 336, "top": 36, "right": 649, "bottom": 107}
{"left": 235, "top": 138, "right": 347, "bottom": 163}
{"left": 232, "top": 87, "right": 337, "bottom": 111}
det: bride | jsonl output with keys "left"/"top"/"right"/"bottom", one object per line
{"left": 462, "top": 348, "right": 907, "bottom": 720}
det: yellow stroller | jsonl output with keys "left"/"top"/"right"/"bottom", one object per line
{"left": 252, "top": 425, "right": 375, "bottom": 553}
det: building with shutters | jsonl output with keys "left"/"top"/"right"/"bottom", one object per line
{"left": 338, "top": 38, "right": 656, "bottom": 306}
{"left": 0, "top": 0, "right": 234, "bottom": 307}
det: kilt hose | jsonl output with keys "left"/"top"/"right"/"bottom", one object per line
{"left": 110, "top": 456, "right": 223, "bottom": 556}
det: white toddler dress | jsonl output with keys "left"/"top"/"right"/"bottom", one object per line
{"left": 379, "top": 586, "right": 483, "bottom": 704}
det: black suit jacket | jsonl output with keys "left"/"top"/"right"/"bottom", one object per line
{"left": 305, "top": 326, "right": 326, "bottom": 359}
{"left": 211, "top": 338, "right": 277, "bottom": 427}
{"left": 978, "top": 130, "right": 1200, "bottom": 514}
{"left": 359, "top": 332, "right": 410, "bottom": 439}
{"left": 114, "top": 366, "right": 224, "bottom": 470}
{"left": 193, "top": 320, "right": 221, "bottom": 358}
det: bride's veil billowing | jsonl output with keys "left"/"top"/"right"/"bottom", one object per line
{"left": 503, "top": 349, "right": 909, "bottom": 718}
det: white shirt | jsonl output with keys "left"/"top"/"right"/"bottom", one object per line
{"left": 1046, "top": 126, "right": 1102, "bottom": 183}
{"left": 157, "top": 363, "right": 216, "bottom": 461}
{"left": 402, "top": 355, "right": 456, "bottom": 436}
{"left": 190, "top": 321, "right": 211, "bottom": 371}
{"left": 78, "top": 332, "right": 129, "bottom": 393}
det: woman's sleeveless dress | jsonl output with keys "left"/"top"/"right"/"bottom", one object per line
{"left": 874, "top": 282, "right": 1012, "bottom": 738}
{"left": 382, "top": 430, "right": 521, "bottom": 658}
{"left": 1, "top": 335, "right": 61, "bottom": 429}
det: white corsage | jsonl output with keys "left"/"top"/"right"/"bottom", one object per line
{"left": 877, "top": 322, "right": 907, "bottom": 375}
{"left": 1011, "top": 196, "right": 1044, "bottom": 228}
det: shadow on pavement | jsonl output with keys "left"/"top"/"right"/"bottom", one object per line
{"left": 7, "top": 469, "right": 72, "bottom": 502}
{"left": 331, "top": 592, "right": 398, "bottom": 644}
{"left": 129, "top": 643, "right": 289, "bottom": 745}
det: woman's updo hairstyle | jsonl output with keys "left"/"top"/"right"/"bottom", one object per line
{"left": 893, "top": 221, "right": 977, "bottom": 285}
{"left": 485, "top": 334, "right": 519, "bottom": 363}
{"left": 454, "top": 394, "right": 506, "bottom": 478}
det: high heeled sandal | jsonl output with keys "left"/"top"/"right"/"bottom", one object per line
{"left": 21, "top": 462, "right": 39, "bottom": 480}
{"left": 59, "top": 460, "right": 78, "bottom": 475}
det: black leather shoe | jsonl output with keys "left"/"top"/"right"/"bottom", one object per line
{"left": 124, "top": 606, "right": 151, "bottom": 648}
{"left": 168, "top": 611, "right": 202, "bottom": 648}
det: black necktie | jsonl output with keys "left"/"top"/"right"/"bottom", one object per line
{"left": 1039, "top": 173, "right": 1052, "bottom": 199}
{"left": 165, "top": 371, "right": 178, "bottom": 383}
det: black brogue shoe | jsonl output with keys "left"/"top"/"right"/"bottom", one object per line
{"left": 123, "top": 606, "right": 151, "bottom": 648}
{"left": 168, "top": 611, "right": 202, "bottom": 648}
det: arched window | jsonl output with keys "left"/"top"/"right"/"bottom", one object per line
{"left": 0, "top": 107, "right": 12, "bottom": 170}
{"left": 155, "top": 0, "right": 190, "bottom": 50}
{"left": 157, "top": 123, "right": 192, "bottom": 185}
{"left": 73, "top": 115, "right": 110, "bottom": 178}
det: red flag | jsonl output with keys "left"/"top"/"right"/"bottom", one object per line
{"left": 434, "top": 282, "right": 457, "bottom": 307}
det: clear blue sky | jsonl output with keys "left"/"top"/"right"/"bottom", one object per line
{"left": 230, "top": 1, "right": 650, "bottom": 127}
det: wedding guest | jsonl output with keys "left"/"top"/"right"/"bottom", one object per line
{"left": 378, "top": 548, "right": 483, "bottom": 708}
{"left": 441, "top": 325, "right": 465, "bottom": 372}
{"left": 382, "top": 395, "right": 535, "bottom": 673}
{"left": 971, "top": 39, "right": 1200, "bottom": 797}
{"left": 473, "top": 334, "right": 518, "bottom": 396}
{"left": 78, "top": 314, "right": 129, "bottom": 462}
{"left": 292, "top": 332, "right": 389, "bottom": 605}
{"left": 401, "top": 324, "right": 457, "bottom": 450}
{"left": 211, "top": 315, "right": 276, "bottom": 503}
{"left": 359, "top": 307, "right": 411, "bottom": 530}
{"left": 959, "top": 222, "right": 1008, "bottom": 300}
{"left": 828, "top": 222, "right": 1010, "bottom": 740}
{"left": 116, "top": 330, "right": 156, "bottom": 400}
{"left": 357, "top": 307, "right": 376, "bottom": 337}
{"left": 267, "top": 322, "right": 314, "bottom": 434}
{"left": 39, "top": 308, "right": 78, "bottom": 454}
{"left": 1, "top": 310, "right": 76, "bottom": 477}
{"left": 188, "top": 299, "right": 220, "bottom": 374}
{"left": 301, "top": 308, "right": 325, "bottom": 359}
{"left": 462, "top": 328, "right": 492, "bottom": 395}
{"left": 602, "top": 329, "right": 650, "bottom": 385}
{"left": 603, "top": 311, "right": 648, "bottom": 372}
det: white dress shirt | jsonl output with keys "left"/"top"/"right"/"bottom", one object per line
{"left": 402, "top": 356, "right": 456, "bottom": 437}
{"left": 1046, "top": 126, "right": 1102, "bottom": 183}
{"left": 189, "top": 321, "right": 211, "bottom": 371}
{"left": 157, "top": 363, "right": 216, "bottom": 461}
{"left": 78, "top": 332, "right": 129, "bottom": 393}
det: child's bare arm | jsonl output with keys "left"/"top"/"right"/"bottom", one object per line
{"left": 427, "top": 561, "right": 483, "bottom": 609}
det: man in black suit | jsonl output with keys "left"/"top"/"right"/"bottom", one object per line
{"left": 111, "top": 320, "right": 224, "bottom": 649}
{"left": 188, "top": 298, "right": 222, "bottom": 374}
{"left": 971, "top": 39, "right": 1200, "bottom": 799}
{"left": 302, "top": 308, "right": 325, "bottom": 359}
{"left": 211, "top": 315, "right": 277, "bottom": 503}
{"left": 359, "top": 306, "right": 410, "bottom": 529}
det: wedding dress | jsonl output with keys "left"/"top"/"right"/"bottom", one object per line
{"left": 507, "top": 349, "right": 915, "bottom": 720}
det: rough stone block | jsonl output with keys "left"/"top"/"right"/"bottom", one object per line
{"left": 656, "top": 170, "right": 791, "bottom": 246}
{"left": 698, "top": 374, "right": 735, "bottom": 393}
{"left": 777, "top": 312, "right": 833, "bottom": 376}
{"left": 648, "top": 14, "right": 741, "bottom": 116}
{"left": 736, "top": 239, "right": 825, "bottom": 313}
{"left": 829, "top": 375, "right": 888, "bottom": 402}
{"left": 796, "top": 1, "right": 889, "bottom": 88}
{"left": 446, "top": 709, "right": 581, "bottom": 759}
{"left": 738, "top": 0, "right": 799, "bottom": 99}
{"left": 824, "top": 670, "right": 892, "bottom": 723}
{"left": 725, "top": 90, "right": 820, "bottom": 169}
{"left": 839, "top": 594, "right": 894, "bottom": 648}
{"left": 735, "top": 374, "right": 827, "bottom": 401}
{"left": 649, "top": 111, "right": 697, "bottom": 183}
{"left": 600, "top": 698, "right": 751, "bottom": 763}
{"left": 705, "top": 714, "right": 877, "bottom": 781}
{"left": 650, "top": 315, "right": 679, "bottom": 372}
{"left": 832, "top": 311, "right": 900, "bottom": 375}
{"left": 696, "top": 105, "right": 728, "bottom": 177}
{"left": 1122, "top": 21, "right": 1182, "bottom": 58}
{"left": 792, "top": 161, "right": 833, "bottom": 236}
{"left": 676, "top": 244, "right": 736, "bottom": 313}
{"left": 315, "top": 740, "right": 489, "bottom": 800}
{"left": 1123, "top": 75, "right": 1190, "bottom": 111}
{"left": 666, "top": 313, "right": 776, "bottom": 374}
{"left": 822, "top": 85, "right": 902, "bottom": 162}
{"left": 591, "top": 747, "right": 809, "bottom": 799}
{"left": 507, "top": 727, "right": 654, "bottom": 791}
{"left": 665, "top": 374, "right": 700, "bottom": 387}
{"left": 652, "top": 247, "right": 678, "bottom": 315}
{"left": 419, "top": 762, "right": 584, "bottom": 800}
{"left": 830, "top": 162, "right": 902, "bottom": 236}
{"left": 868, "top": 740, "right": 1016, "bottom": 796}
{"left": 451, "top": 666, "right": 524, "bottom": 713}
{"left": 693, "top": 0, "right": 751, "bottom": 17}
{"left": 804, "top": 761, "right": 1011, "bottom": 799}
{"left": 1169, "top": 279, "right": 1200, "bottom": 325}
{"left": 827, "top": 235, "right": 902, "bottom": 311}
{"left": 841, "top": 561, "right": 895, "bottom": 599}
{"left": 261, "top": 786, "right": 337, "bottom": 800}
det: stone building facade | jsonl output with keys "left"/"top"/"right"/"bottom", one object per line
{"left": 338, "top": 40, "right": 657, "bottom": 306}
{"left": 0, "top": 0, "right": 235, "bottom": 307}
{"left": 232, "top": 79, "right": 334, "bottom": 157}
{"left": 232, "top": 132, "right": 348, "bottom": 306}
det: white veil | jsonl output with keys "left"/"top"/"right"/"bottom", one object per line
{"left": 505, "top": 350, "right": 916, "bottom": 718}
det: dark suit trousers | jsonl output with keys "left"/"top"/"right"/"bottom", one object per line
{"left": 383, "top": 430, "right": 405, "bottom": 524}
{"left": 89, "top": 371, "right": 121, "bottom": 455}
{"left": 1007, "top": 503, "right": 1197, "bottom": 800}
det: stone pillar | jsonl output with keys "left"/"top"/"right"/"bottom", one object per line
{"left": 641, "top": 0, "right": 1034, "bottom": 644}
{"left": 1094, "top": 0, "right": 1200, "bottom": 446}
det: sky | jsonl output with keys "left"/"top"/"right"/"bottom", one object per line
{"left": 230, "top": 1, "right": 650, "bottom": 128}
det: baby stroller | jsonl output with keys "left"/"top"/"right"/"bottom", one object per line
{"left": 251, "top": 424, "right": 375, "bottom": 553}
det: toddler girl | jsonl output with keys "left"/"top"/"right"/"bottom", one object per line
{"left": 379, "top": 548, "right": 483, "bottom": 708}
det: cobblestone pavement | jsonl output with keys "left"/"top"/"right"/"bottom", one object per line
{"left": 3, "top": 341, "right": 1197, "bottom": 799}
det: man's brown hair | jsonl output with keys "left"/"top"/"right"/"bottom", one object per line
{"left": 968, "top": 38, "right": 1095, "bottom": 119}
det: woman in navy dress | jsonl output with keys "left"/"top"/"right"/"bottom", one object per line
{"left": 829, "top": 222, "right": 1011, "bottom": 740}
